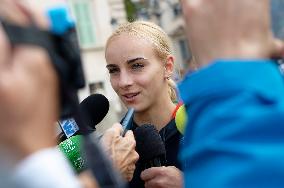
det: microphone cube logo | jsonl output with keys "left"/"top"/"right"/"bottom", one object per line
{"left": 59, "top": 118, "right": 79, "bottom": 138}
{"left": 62, "top": 139, "right": 76, "bottom": 153}
{"left": 74, "top": 156, "right": 85, "bottom": 170}
{"left": 58, "top": 135, "right": 85, "bottom": 172}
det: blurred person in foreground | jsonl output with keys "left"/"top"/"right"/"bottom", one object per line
{"left": 0, "top": 1, "right": 76, "bottom": 187}
{"left": 0, "top": 0, "right": 138, "bottom": 187}
{"left": 179, "top": 0, "right": 284, "bottom": 187}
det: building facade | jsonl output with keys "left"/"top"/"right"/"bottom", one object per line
{"left": 26, "top": 0, "right": 127, "bottom": 134}
{"left": 128, "top": 0, "right": 192, "bottom": 79}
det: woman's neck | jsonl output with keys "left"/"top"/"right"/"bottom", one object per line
{"left": 133, "top": 96, "right": 176, "bottom": 131}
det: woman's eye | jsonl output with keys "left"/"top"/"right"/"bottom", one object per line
{"left": 132, "top": 63, "right": 144, "bottom": 70}
{"left": 108, "top": 68, "right": 119, "bottom": 74}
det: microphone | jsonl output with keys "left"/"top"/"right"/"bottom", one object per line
{"left": 58, "top": 94, "right": 109, "bottom": 171}
{"left": 58, "top": 135, "right": 85, "bottom": 173}
{"left": 78, "top": 93, "right": 110, "bottom": 134}
{"left": 58, "top": 93, "right": 109, "bottom": 141}
{"left": 58, "top": 94, "right": 126, "bottom": 188}
{"left": 134, "top": 124, "right": 166, "bottom": 169}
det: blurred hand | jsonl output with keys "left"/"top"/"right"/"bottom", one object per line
{"left": 181, "top": 0, "right": 284, "bottom": 67}
{"left": 0, "top": 0, "right": 59, "bottom": 160}
{"left": 101, "top": 123, "right": 139, "bottom": 181}
{"left": 141, "top": 166, "right": 183, "bottom": 188}
{"left": 78, "top": 170, "right": 100, "bottom": 188}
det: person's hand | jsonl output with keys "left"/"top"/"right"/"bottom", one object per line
{"left": 0, "top": 0, "right": 59, "bottom": 160}
{"left": 141, "top": 166, "right": 183, "bottom": 188}
{"left": 101, "top": 123, "right": 139, "bottom": 181}
{"left": 181, "top": 0, "right": 284, "bottom": 67}
{"left": 78, "top": 170, "right": 100, "bottom": 188}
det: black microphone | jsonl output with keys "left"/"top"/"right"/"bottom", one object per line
{"left": 57, "top": 94, "right": 126, "bottom": 188}
{"left": 77, "top": 93, "right": 110, "bottom": 134}
{"left": 58, "top": 93, "right": 109, "bottom": 142}
{"left": 134, "top": 124, "right": 166, "bottom": 169}
{"left": 57, "top": 94, "right": 110, "bottom": 170}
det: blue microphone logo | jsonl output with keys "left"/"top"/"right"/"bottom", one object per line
{"left": 59, "top": 118, "right": 79, "bottom": 138}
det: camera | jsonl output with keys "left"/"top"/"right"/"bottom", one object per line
{"left": 1, "top": 6, "right": 86, "bottom": 118}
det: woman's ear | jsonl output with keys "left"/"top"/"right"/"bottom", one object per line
{"left": 164, "top": 55, "right": 175, "bottom": 79}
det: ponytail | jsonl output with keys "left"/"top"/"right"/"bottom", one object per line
{"left": 167, "top": 78, "right": 177, "bottom": 102}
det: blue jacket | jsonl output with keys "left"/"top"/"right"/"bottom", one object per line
{"left": 178, "top": 60, "right": 284, "bottom": 188}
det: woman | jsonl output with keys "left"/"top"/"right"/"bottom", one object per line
{"left": 105, "top": 21, "right": 183, "bottom": 188}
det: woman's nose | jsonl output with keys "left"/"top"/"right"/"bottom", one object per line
{"left": 118, "top": 71, "right": 134, "bottom": 88}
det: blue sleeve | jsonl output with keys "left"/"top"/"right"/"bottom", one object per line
{"left": 178, "top": 60, "right": 284, "bottom": 188}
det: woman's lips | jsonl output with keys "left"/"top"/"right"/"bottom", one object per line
{"left": 122, "top": 92, "right": 140, "bottom": 102}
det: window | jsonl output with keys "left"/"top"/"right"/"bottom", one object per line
{"left": 69, "top": 0, "right": 96, "bottom": 48}
{"left": 89, "top": 82, "right": 105, "bottom": 95}
{"left": 173, "top": 3, "right": 182, "bottom": 18}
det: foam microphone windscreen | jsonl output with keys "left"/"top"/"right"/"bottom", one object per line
{"left": 134, "top": 124, "right": 166, "bottom": 163}
{"left": 77, "top": 94, "right": 109, "bottom": 132}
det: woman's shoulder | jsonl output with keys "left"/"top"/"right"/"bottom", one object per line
{"left": 160, "top": 119, "right": 183, "bottom": 143}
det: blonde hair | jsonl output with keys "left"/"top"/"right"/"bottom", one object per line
{"left": 106, "top": 20, "right": 177, "bottom": 101}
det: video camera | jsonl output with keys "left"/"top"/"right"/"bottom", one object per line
{"left": 1, "top": 6, "right": 85, "bottom": 118}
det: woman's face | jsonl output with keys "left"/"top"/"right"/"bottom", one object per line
{"left": 105, "top": 33, "right": 169, "bottom": 112}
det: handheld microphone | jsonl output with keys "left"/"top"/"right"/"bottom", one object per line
{"left": 58, "top": 93, "right": 109, "bottom": 141}
{"left": 121, "top": 108, "right": 134, "bottom": 136}
{"left": 134, "top": 124, "right": 166, "bottom": 169}
{"left": 57, "top": 93, "right": 111, "bottom": 172}
{"left": 58, "top": 94, "right": 126, "bottom": 188}
{"left": 58, "top": 135, "right": 85, "bottom": 173}
{"left": 78, "top": 93, "right": 110, "bottom": 134}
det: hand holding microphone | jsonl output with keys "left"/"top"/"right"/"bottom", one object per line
{"left": 101, "top": 123, "right": 139, "bottom": 181}
{"left": 58, "top": 94, "right": 138, "bottom": 185}
{"left": 133, "top": 124, "right": 183, "bottom": 188}
{"left": 141, "top": 166, "right": 183, "bottom": 188}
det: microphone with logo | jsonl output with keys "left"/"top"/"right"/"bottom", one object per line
{"left": 58, "top": 94, "right": 109, "bottom": 173}
{"left": 57, "top": 93, "right": 109, "bottom": 142}
{"left": 58, "top": 94, "right": 126, "bottom": 188}
{"left": 58, "top": 93, "right": 109, "bottom": 172}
